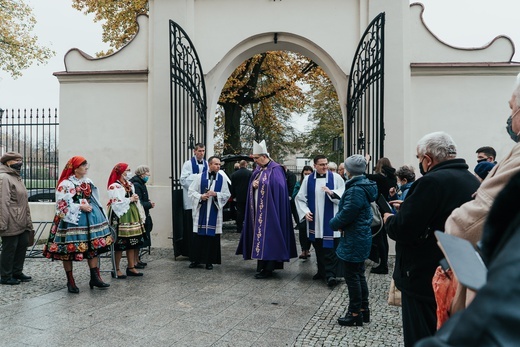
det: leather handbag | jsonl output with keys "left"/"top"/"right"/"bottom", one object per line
{"left": 388, "top": 279, "right": 402, "bottom": 306}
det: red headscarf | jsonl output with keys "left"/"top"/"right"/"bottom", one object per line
{"left": 57, "top": 156, "right": 87, "bottom": 187}
{"left": 107, "top": 162, "right": 129, "bottom": 188}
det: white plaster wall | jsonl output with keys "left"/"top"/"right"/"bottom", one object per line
{"left": 193, "top": 0, "right": 361, "bottom": 76}
{"left": 406, "top": 1, "right": 519, "bottom": 169}
{"left": 409, "top": 72, "right": 518, "bottom": 168}
{"left": 409, "top": 3, "right": 514, "bottom": 63}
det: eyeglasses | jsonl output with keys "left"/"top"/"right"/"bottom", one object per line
{"left": 316, "top": 163, "right": 328, "bottom": 166}
{"left": 125, "top": 169, "right": 131, "bottom": 172}
{"left": 252, "top": 156, "right": 261, "bottom": 160}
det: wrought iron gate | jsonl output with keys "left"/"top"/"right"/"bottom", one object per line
{"left": 346, "top": 12, "right": 385, "bottom": 169}
{"left": 169, "top": 20, "right": 207, "bottom": 248}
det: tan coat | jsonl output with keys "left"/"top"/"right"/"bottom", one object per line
{"left": 445, "top": 143, "right": 520, "bottom": 243}
{"left": 0, "top": 164, "right": 33, "bottom": 237}
{"left": 444, "top": 142, "right": 520, "bottom": 313}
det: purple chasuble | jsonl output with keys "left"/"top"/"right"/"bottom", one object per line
{"left": 236, "top": 160, "right": 297, "bottom": 262}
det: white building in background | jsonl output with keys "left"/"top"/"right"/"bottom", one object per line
{"left": 35, "top": 0, "right": 520, "bottom": 248}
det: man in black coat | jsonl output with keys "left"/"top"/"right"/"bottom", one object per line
{"left": 416, "top": 170, "right": 520, "bottom": 346}
{"left": 283, "top": 166, "right": 298, "bottom": 226}
{"left": 383, "top": 131, "right": 480, "bottom": 347}
{"left": 230, "top": 160, "right": 252, "bottom": 233}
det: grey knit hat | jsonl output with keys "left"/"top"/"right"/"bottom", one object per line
{"left": 345, "top": 154, "right": 366, "bottom": 175}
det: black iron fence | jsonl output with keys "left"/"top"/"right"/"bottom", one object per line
{"left": 0, "top": 108, "right": 59, "bottom": 201}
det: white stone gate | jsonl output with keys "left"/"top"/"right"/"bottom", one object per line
{"left": 53, "top": 0, "right": 520, "bottom": 248}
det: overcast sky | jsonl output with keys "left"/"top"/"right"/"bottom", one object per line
{"left": 0, "top": 0, "right": 518, "bottom": 110}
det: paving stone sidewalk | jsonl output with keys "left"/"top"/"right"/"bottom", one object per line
{"left": 0, "top": 226, "right": 403, "bottom": 346}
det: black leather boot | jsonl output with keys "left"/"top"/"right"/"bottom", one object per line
{"left": 361, "top": 308, "right": 370, "bottom": 323}
{"left": 89, "top": 267, "right": 110, "bottom": 289}
{"left": 337, "top": 312, "right": 363, "bottom": 326}
{"left": 66, "top": 270, "right": 79, "bottom": 294}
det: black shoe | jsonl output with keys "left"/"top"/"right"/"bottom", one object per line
{"left": 205, "top": 264, "right": 213, "bottom": 270}
{"left": 361, "top": 309, "right": 370, "bottom": 323}
{"left": 254, "top": 270, "right": 273, "bottom": 279}
{"left": 89, "top": 268, "right": 110, "bottom": 289}
{"left": 371, "top": 265, "right": 388, "bottom": 274}
{"left": 135, "top": 263, "right": 146, "bottom": 269}
{"left": 188, "top": 262, "right": 200, "bottom": 269}
{"left": 111, "top": 270, "right": 127, "bottom": 279}
{"left": 327, "top": 277, "right": 338, "bottom": 288}
{"left": 137, "top": 260, "right": 147, "bottom": 267}
{"left": 67, "top": 282, "right": 79, "bottom": 293}
{"left": 13, "top": 273, "right": 32, "bottom": 282}
{"left": 1, "top": 277, "right": 21, "bottom": 285}
{"left": 338, "top": 312, "right": 363, "bottom": 326}
{"left": 126, "top": 267, "right": 143, "bottom": 277}
{"left": 312, "top": 273, "right": 323, "bottom": 280}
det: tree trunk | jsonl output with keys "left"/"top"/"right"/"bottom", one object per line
{"left": 223, "top": 103, "right": 242, "bottom": 155}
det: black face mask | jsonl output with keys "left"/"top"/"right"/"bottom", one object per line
{"left": 9, "top": 163, "right": 23, "bottom": 171}
{"left": 419, "top": 160, "right": 427, "bottom": 176}
{"left": 476, "top": 158, "right": 487, "bottom": 164}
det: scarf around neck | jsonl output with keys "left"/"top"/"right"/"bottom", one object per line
{"left": 197, "top": 171, "right": 223, "bottom": 236}
{"left": 307, "top": 171, "right": 335, "bottom": 248}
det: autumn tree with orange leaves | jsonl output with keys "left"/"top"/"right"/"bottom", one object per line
{"left": 0, "top": 0, "right": 55, "bottom": 78}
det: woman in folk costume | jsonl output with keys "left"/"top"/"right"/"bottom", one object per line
{"left": 43, "top": 156, "right": 112, "bottom": 293}
{"left": 187, "top": 156, "right": 231, "bottom": 270}
{"left": 107, "top": 162, "right": 146, "bottom": 278}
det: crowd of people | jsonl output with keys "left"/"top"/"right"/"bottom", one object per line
{"left": 149, "top": 69, "right": 520, "bottom": 344}
{"left": 3, "top": 74, "right": 520, "bottom": 346}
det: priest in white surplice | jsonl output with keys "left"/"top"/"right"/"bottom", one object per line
{"left": 188, "top": 156, "right": 230, "bottom": 270}
{"left": 296, "top": 154, "right": 345, "bottom": 287}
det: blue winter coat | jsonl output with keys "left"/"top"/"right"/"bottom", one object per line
{"left": 330, "top": 175, "right": 378, "bottom": 263}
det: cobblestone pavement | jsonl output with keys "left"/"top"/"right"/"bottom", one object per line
{"left": 0, "top": 224, "right": 404, "bottom": 346}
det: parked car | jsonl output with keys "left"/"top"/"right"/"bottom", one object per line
{"left": 220, "top": 154, "right": 254, "bottom": 222}
{"left": 27, "top": 188, "right": 55, "bottom": 202}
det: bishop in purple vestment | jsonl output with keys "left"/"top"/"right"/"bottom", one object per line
{"left": 236, "top": 140, "right": 297, "bottom": 279}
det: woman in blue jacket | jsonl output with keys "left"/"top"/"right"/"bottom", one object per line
{"left": 330, "top": 155, "right": 377, "bottom": 327}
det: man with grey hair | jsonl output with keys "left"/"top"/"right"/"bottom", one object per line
{"left": 383, "top": 131, "right": 480, "bottom": 346}
{"left": 328, "top": 161, "right": 337, "bottom": 173}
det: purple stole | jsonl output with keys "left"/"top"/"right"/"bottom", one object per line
{"left": 307, "top": 172, "right": 335, "bottom": 248}
{"left": 249, "top": 163, "right": 273, "bottom": 258}
{"left": 191, "top": 157, "right": 208, "bottom": 174}
{"left": 197, "top": 172, "right": 223, "bottom": 236}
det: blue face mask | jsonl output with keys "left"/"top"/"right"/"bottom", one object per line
{"left": 142, "top": 176, "right": 149, "bottom": 183}
{"left": 506, "top": 115, "right": 520, "bottom": 143}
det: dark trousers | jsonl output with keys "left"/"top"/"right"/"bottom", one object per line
{"left": 190, "top": 234, "right": 221, "bottom": 265}
{"left": 372, "top": 227, "right": 389, "bottom": 267}
{"left": 174, "top": 210, "right": 193, "bottom": 258}
{"left": 235, "top": 201, "right": 246, "bottom": 233}
{"left": 401, "top": 291, "right": 437, "bottom": 347}
{"left": 311, "top": 238, "right": 340, "bottom": 279}
{"left": 343, "top": 260, "right": 369, "bottom": 313}
{"left": 0, "top": 231, "right": 29, "bottom": 279}
{"left": 297, "top": 222, "right": 311, "bottom": 252}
